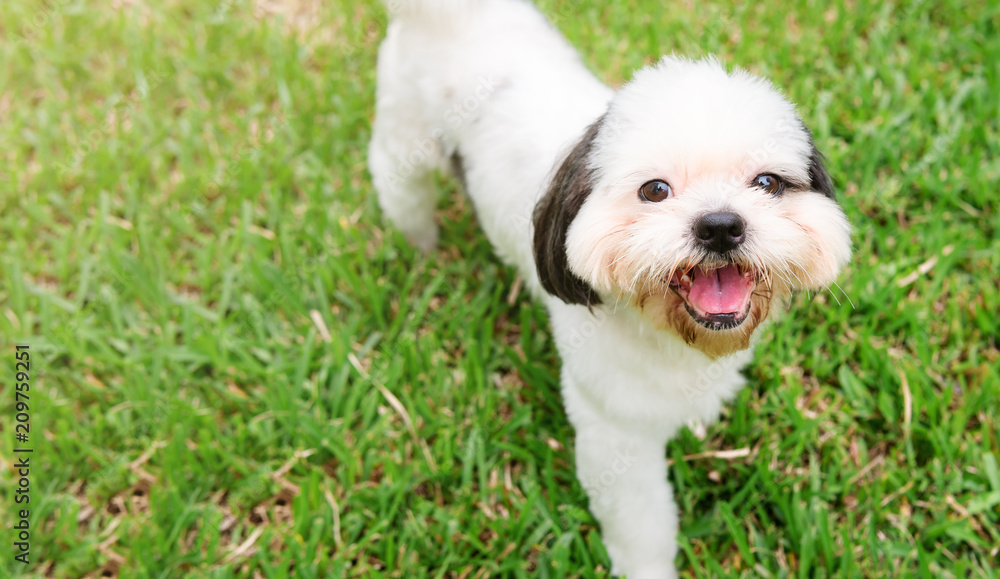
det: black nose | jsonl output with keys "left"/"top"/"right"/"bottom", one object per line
{"left": 694, "top": 211, "right": 746, "bottom": 254}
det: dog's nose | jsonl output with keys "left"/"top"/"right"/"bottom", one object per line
{"left": 693, "top": 211, "right": 746, "bottom": 253}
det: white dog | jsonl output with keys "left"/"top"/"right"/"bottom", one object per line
{"left": 369, "top": 1, "right": 851, "bottom": 576}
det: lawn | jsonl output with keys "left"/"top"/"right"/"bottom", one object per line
{"left": 0, "top": 0, "right": 998, "bottom": 577}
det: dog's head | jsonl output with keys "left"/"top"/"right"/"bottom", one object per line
{"left": 533, "top": 56, "right": 851, "bottom": 358}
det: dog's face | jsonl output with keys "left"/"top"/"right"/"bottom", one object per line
{"left": 534, "top": 57, "right": 851, "bottom": 358}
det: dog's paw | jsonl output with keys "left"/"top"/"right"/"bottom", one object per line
{"left": 392, "top": 219, "right": 438, "bottom": 252}
{"left": 606, "top": 541, "right": 678, "bottom": 579}
{"left": 405, "top": 225, "right": 438, "bottom": 252}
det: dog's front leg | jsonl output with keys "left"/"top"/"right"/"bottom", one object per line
{"left": 569, "top": 396, "right": 679, "bottom": 579}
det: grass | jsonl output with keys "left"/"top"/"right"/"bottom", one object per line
{"left": 0, "top": 0, "right": 998, "bottom": 576}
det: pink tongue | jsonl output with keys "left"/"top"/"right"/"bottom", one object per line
{"left": 688, "top": 265, "right": 753, "bottom": 315}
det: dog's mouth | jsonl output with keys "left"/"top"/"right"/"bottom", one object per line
{"left": 668, "top": 264, "right": 757, "bottom": 331}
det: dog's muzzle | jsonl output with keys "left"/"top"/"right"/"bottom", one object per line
{"left": 668, "top": 211, "right": 757, "bottom": 330}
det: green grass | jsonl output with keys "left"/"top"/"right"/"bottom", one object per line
{"left": 1, "top": 0, "right": 998, "bottom": 576}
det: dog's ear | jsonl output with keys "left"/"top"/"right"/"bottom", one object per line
{"left": 532, "top": 116, "right": 604, "bottom": 306}
{"left": 803, "top": 126, "right": 836, "bottom": 199}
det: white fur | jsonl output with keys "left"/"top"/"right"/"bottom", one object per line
{"left": 369, "top": 1, "right": 850, "bottom": 576}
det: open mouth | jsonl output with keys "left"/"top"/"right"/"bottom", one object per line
{"left": 668, "top": 264, "right": 757, "bottom": 331}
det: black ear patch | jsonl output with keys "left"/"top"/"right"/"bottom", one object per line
{"left": 532, "top": 115, "right": 605, "bottom": 306}
{"left": 803, "top": 126, "right": 836, "bottom": 199}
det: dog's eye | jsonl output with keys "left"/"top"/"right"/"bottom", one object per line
{"left": 753, "top": 174, "right": 785, "bottom": 195}
{"left": 639, "top": 179, "right": 672, "bottom": 202}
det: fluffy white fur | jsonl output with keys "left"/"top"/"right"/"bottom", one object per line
{"left": 369, "top": 1, "right": 851, "bottom": 576}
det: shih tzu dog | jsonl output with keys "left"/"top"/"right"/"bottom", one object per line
{"left": 368, "top": 0, "right": 851, "bottom": 576}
